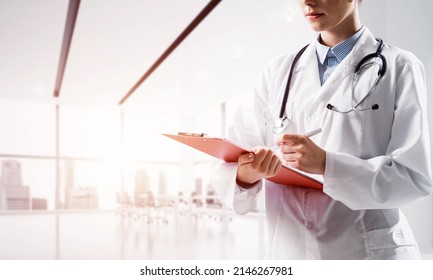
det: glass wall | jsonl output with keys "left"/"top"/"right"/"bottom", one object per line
{"left": 0, "top": 99, "right": 186, "bottom": 212}
{"left": 59, "top": 105, "right": 122, "bottom": 160}
{"left": 0, "top": 97, "right": 269, "bottom": 260}
{"left": 0, "top": 99, "right": 55, "bottom": 156}
{"left": 0, "top": 99, "right": 56, "bottom": 211}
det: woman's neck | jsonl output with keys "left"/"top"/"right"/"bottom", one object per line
{"left": 320, "top": 16, "right": 362, "bottom": 47}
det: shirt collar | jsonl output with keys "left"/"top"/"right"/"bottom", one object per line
{"left": 316, "top": 26, "right": 365, "bottom": 64}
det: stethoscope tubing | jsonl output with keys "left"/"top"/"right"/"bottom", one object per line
{"left": 278, "top": 44, "right": 309, "bottom": 119}
{"left": 274, "top": 38, "right": 386, "bottom": 134}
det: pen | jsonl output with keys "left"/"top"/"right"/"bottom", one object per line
{"left": 303, "top": 128, "right": 322, "bottom": 138}
{"left": 271, "top": 128, "right": 322, "bottom": 152}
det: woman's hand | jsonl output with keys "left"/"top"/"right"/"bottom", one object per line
{"left": 236, "top": 147, "right": 282, "bottom": 188}
{"left": 274, "top": 134, "right": 326, "bottom": 175}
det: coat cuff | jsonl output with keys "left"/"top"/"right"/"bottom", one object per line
{"left": 235, "top": 181, "right": 262, "bottom": 201}
{"left": 323, "top": 150, "right": 336, "bottom": 196}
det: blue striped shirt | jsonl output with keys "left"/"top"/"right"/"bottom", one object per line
{"left": 316, "top": 26, "right": 365, "bottom": 85}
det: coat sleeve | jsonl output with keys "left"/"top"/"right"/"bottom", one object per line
{"left": 323, "top": 54, "right": 433, "bottom": 210}
{"left": 210, "top": 61, "right": 276, "bottom": 214}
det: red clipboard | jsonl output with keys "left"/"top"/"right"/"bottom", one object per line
{"left": 163, "top": 133, "right": 323, "bottom": 190}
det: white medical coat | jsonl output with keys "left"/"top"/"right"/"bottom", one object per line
{"left": 212, "top": 28, "right": 432, "bottom": 259}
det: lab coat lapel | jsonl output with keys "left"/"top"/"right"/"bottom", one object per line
{"left": 348, "top": 28, "right": 380, "bottom": 69}
{"left": 286, "top": 41, "right": 321, "bottom": 132}
{"left": 293, "top": 41, "right": 321, "bottom": 93}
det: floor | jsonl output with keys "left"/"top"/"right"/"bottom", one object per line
{"left": 0, "top": 207, "right": 432, "bottom": 260}
{"left": 0, "top": 207, "right": 266, "bottom": 260}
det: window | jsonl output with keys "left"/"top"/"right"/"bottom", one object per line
{"left": 0, "top": 99, "right": 55, "bottom": 156}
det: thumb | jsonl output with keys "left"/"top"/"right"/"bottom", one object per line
{"left": 238, "top": 152, "right": 255, "bottom": 165}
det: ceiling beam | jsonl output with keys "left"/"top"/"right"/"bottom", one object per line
{"left": 53, "top": 0, "right": 81, "bottom": 98}
{"left": 118, "top": 0, "right": 222, "bottom": 105}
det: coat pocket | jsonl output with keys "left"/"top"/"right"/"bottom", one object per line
{"left": 366, "top": 227, "right": 420, "bottom": 259}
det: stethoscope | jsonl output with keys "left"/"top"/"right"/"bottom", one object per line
{"left": 272, "top": 38, "right": 387, "bottom": 134}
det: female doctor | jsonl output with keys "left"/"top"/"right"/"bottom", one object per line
{"left": 212, "top": 0, "right": 432, "bottom": 259}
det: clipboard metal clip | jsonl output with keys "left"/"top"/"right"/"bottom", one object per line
{"left": 178, "top": 132, "right": 207, "bottom": 137}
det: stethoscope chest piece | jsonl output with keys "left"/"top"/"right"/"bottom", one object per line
{"left": 272, "top": 117, "right": 289, "bottom": 134}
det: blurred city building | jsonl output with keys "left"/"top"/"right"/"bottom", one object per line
{"left": 31, "top": 198, "right": 48, "bottom": 210}
{"left": 63, "top": 160, "right": 75, "bottom": 209}
{"left": 0, "top": 160, "right": 30, "bottom": 210}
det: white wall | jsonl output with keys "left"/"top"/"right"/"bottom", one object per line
{"left": 362, "top": 0, "right": 433, "bottom": 249}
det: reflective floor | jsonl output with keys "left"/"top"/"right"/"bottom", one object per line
{"left": 0, "top": 207, "right": 266, "bottom": 260}
{"left": 0, "top": 208, "right": 431, "bottom": 260}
